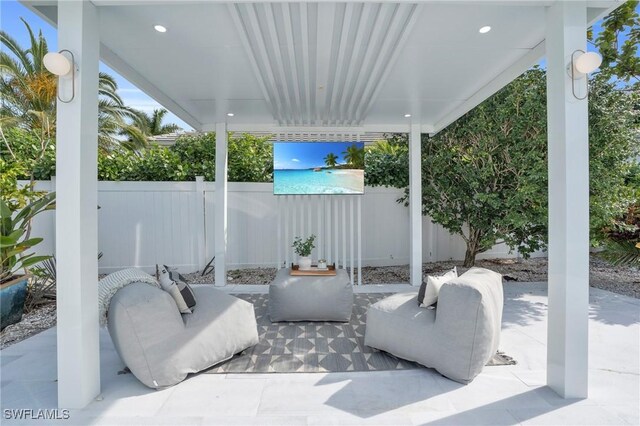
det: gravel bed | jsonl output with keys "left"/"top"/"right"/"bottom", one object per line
{"left": 2, "top": 255, "right": 637, "bottom": 350}
{"left": 184, "top": 255, "right": 638, "bottom": 297}
{"left": 0, "top": 303, "right": 56, "bottom": 350}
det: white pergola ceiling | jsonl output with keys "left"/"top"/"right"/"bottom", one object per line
{"left": 25, "top": 1, "right": 616, "bottom": 132}
{"left": 230, "top": 2, "right": 419, "bottom": 126}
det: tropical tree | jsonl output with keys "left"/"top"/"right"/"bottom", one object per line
{"left": 411, "top": 68, "right": 549, "bottom": 267}
{"left": 119, "top": 108, "right": 182, "bottom": 153}
{"left": 324, "top": 153, "right": 338, "bottom": 167}
{"left": 367, "top": 139, "right": 406, "bottom": 155}
{"left": 591, "top": 0, "right": 639, "bottom": 87}
{"left": 143, "top": 109, "right": 181, "bottom": 136}
{"left": 342, "top": 144, "right": 365, "bottom": 168}
{"left": 400, "top": 66, "right": 638, "bottom": 267}
{"left": 0, "top": 18, "right": 146, "bottom": 154}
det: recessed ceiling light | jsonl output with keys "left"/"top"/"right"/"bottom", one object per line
{"left": 154, "top": 25, "right": 167, "bottom": 33}
{"left": 227, "top": 113, "right": 235, "bottom": 117}
{"left": 479, "top": 26, "right": 491, "bottom": 34}
{"left": 404, "top": 114, "right": 412, "bottom": 118}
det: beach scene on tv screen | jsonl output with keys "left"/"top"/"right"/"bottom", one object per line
{"left": 273, "top": 142, "right": 365, "bottom": 195}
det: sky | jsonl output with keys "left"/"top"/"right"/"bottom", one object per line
{"left": 274, "top": 142, "right": 364, "bottom": 170}
{"left": 0, "top": 0, "right": 192, "bottom": 130}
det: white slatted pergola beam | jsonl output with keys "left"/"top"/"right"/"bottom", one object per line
{"left": 356, "top": 3, "right": 421, "bottom": 123}
{"left": 337, "top": 3, "right": 373, "bottom": 125}
{"left": 326, "top": 2, "right": 353, "bottom": 125}
{"left": 282, "top": 2, "right": 304, "bottom": 125}
{"left": 345, "top": 3, "right": 387, "bottom": 124}
{"left": 263, "top": 3, "right": 296, "bottom": 126}
{"left": 300, "top": 2, "right": 314, "bottom": 125}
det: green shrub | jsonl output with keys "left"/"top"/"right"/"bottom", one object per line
{"left": 364, "top": 138, "right": 409, "bottom": 188}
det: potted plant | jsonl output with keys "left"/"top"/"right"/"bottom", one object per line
{"left": 292, "top": 235, "right": 316, "bottom": 270}
{"left": 0, "top": 192, "right": 56, "bottom": 330}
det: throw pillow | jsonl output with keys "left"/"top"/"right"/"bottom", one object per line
{"left": 163, "top": 264, "right": 196, "bottom": 310}
{"left": 163, "top": 264, "right": 188, "bottom": 283}
{"left": 157, "top": 265, "right": 194, "bottom": 314}
{"left": 418, "top": 267, "right": 457, "bottom": 307}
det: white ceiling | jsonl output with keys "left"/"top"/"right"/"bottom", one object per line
{"left": 26, "top": 1, "right": 619, "bottom": 132}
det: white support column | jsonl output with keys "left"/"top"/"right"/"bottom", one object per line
{"left": 409, "top": 123, "right": 422, "bottom": 286}
{"left": 55, "top": 1, "right": 100, "bottom": 409}
{"left": 214, "top": 123, "right": 228, "bottom": 286}
{"left": 546, "top": 1, "right": 590, "bottom": 399}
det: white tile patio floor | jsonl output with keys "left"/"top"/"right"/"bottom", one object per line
{"left": 1, "top": 282, "right": 638, "bottom": 425}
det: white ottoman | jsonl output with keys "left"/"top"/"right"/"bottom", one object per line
{"left": 268, "top": 268, "right": 353, "bottom": 322}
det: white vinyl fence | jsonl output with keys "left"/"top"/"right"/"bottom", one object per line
{"left": 25, "top": 179, "right": 529, "bottom": 274}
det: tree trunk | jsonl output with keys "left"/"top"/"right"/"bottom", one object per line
{"left": 463, "top": 229, "right": 482, "bottom": 267}
{"left": 463, "top": 247, "right": 477, "bottom": 267}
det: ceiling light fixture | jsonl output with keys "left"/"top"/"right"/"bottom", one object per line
{"left": 568, "top": 50, "right": 602, "bottom": 100}
{"left": 404, "top": 114, "right": 411, "bottom": 118}
{"left": 227, "top": 113, "right": 235, "bottom": 117}
{"left": 479, "top": 26, "right": 491, "bottom": 34}
{"left": 43, "top": 50, "right": 75, "bottom": 103}
{"left": 154, "top": 25, "right": 167, "bottom": 33}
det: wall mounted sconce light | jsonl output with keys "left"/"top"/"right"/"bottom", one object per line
{"left": 568, "top": 50, "right": 602, "bottom": 100}
{"left": 43, "top": 50, "right": 76, "bottom": 103}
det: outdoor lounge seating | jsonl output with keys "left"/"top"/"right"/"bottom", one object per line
{"left": 364, "top": 267, "right": 503, "bottom": 384}
{"left": 107, "top": 283, "right": 259, "bottom": 389}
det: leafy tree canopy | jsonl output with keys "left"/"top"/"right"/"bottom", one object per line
{"left": 591, "top": 0, "right": 639, "bottom": 86}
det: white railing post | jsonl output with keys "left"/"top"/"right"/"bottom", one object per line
{"left": 277, "top": 196, "right": 282, "bottom": 269}
{"left": 350, "top": 196, "right": 354, "bottom": 286}
{"left": 357, "top": 196, "right": 362, "bottom": 285}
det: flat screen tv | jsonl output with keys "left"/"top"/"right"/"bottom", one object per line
{"left": 273, "top": 141, "right": 365, "bottom": 195}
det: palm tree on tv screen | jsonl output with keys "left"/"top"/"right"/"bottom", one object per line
{"left": 342, "top": 144, "right": 364, "bottom": 168}
{"left": 324, "top": 152, "right": 338, "bottom": 168}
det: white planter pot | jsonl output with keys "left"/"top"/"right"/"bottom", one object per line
{"left": 298, "top": 256, "right": 312, "bottom": 270}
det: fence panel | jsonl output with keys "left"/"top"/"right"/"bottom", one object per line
{"left": 22, "top": 180, "right": 538, "bottom": 274}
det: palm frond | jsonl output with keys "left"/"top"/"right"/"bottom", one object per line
{"left": 601, "top": 240, "right": 640, "bottom": 267}
{"left": 0, "top": 26, "right": 33, "bottom": 75}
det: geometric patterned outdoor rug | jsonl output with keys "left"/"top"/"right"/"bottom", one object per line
{"left": 205, "top": 293, "right": 515, "bottom": 374}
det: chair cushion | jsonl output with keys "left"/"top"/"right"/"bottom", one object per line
{"left": 108, "top": 284, "right": 259, "bottom": 389}
{"left": 418, "top": 267, "right": 457, "bottom": 307}
{"left": 164, "top": 264, "right": 196, "bottom": 310}
{"left": 364, "top": 291, "right": 439, "bottom": 367}
{"left": 157, "top": 265, "right": 194, "bottom": 314}
{"left": 365, "top": 267, "right": 503, "bottom": 384}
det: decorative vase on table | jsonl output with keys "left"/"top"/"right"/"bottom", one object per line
{"left": 292, "top": 235, "right": 316, "bottom": 271}
{"left": 298, "top": 256, "right": 312, "bottom": 270}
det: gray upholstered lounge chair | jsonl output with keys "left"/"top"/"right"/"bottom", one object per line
{"left": 365, "top": 267, "right": 503, "bottom": 384}
{"left": 107, "top": 283, "right": 259, "bottom": 389}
